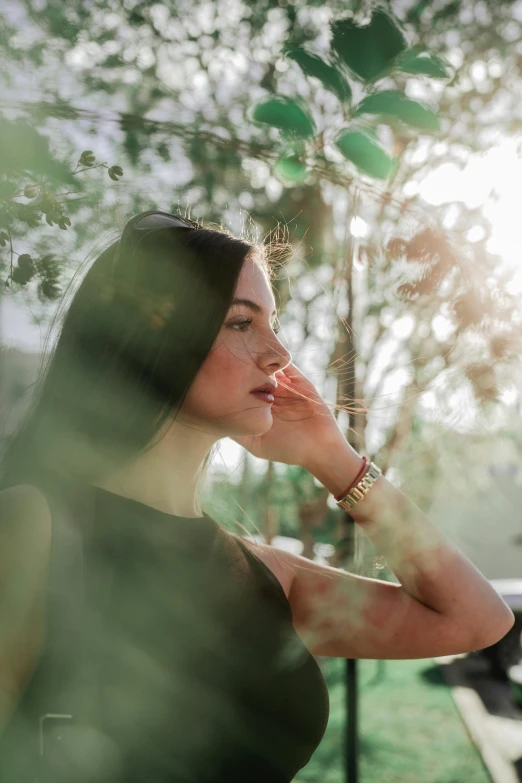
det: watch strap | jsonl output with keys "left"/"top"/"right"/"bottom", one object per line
{"left": 336, "top": 461, "right": 382, "bottom": 511}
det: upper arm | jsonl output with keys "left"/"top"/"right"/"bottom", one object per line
{"left": 0, "top": 484, "right": 53, "bottom": 730}
{"left": 266, "top": 545, "right": 479, "bottom": 660}
{"left": 0, "top": 483, "right": 53, "bottom": 606}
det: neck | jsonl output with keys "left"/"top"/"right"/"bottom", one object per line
{"left": 92, "top": 419, "right": 219, "bottom": 518}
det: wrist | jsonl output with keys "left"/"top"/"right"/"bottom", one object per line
{"left": 303, "top": 436, "right": 365, "bottom": 498}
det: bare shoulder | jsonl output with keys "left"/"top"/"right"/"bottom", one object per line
{"left": 0, "top": 482, "right": 53, "bottom": 601}
{"left": 0, "top": 482, "right": 52, "bottom": 515}
{"left": 227, "top": 532, "right": 295, "bottom": 600}
{"left": 0, "top": 484, "right": 53, "bottom": 732}
{"left": 0, "top": 483, "right": 52, "bottom": 540}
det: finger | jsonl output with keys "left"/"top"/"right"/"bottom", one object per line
{"left": 277, "top": 364, "right": 301, "bottom": 384}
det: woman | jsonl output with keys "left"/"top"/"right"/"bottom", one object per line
{"left": 0, "top": 210, "right": 514, "bottom": 782}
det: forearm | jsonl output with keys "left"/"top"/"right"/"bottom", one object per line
{"left": 305, "top": 437, "right": 515, "bottom": 640}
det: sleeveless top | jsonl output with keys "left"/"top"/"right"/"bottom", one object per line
{"left": 0, "top": 482, "right": 330, "bottom": 782}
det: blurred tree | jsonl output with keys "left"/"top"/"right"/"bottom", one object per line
{"left": 0, "top": 121, "right": 124, "bottom": 301}
{"left": 4, "top": 6, "right": 522, "bottom": 780}
{"left": 1, "top": 0, "right": 522, "bottom": 567}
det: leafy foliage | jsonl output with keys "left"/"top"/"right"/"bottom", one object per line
{"left": 354, "top": 90, "right": 441, "bottom": 132}
{"left": 284, "top": 46, "right": 352, "bottom": 104}
{"left": 0, "top": 118, "right": 124, "bottom": 298}
{"left": 396, "top": 48, "right": 451, "bottom": 79}
{"left": 252, "top": 9, "right": 448, "bottom": 183}
{"left": 335, "top": 130, "right": 395, "bottom": 179}
{"left": 273, "top": 153, "right": 311, "bottom": 184}
{"left": 2, "top": 0, "right": 521, "bottom": 542}
{"left": 252, "top": 97, "right": 316, "bottom": 139}
{"left": 330, "top": 10, "right": 407, "bottom": 83}
{"left": 377, "top": 221, "right": 521, "bottom": 417}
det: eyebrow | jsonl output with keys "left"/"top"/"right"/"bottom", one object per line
{"left": 230, "top": 298, "right": 277, "bottom": 317}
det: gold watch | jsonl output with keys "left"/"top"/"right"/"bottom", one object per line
{"left": 336, "top": 461, "right": 382, "bottom": 511}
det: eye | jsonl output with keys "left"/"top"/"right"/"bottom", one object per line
{"left": 230, "top": 318, "right": 253, "bottom": 332}
{"left": 229, "top": 318, "right": 281, "bottom": 334}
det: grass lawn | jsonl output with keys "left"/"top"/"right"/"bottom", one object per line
{"left": 295, "top": 657, "right": 491, "bottom": 783}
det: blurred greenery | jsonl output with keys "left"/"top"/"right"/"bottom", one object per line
{"left": 1, "top": 0, "right": 521, "bottom": 566}
{"left": 2, "top": 0, "right": 522, "bottom": 773}
{"left": 295, "top": 657, "right": 491, "bottom": 782}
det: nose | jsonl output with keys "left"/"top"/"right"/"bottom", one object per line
{"left": 259, "top": 333, "right": 292, "bottom": 373}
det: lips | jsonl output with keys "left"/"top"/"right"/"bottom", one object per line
{"left": 250, "top": 381, "right": 277, "bottom": 394}
{"left": 250, "top": 381, "right": 277, "bottom": 405}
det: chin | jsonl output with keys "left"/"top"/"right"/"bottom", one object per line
{"left": 228, "top": 411, "right": 273, "bottom": 438}
{"left": 251, "top": 416, "right": 274, "bottom": 436}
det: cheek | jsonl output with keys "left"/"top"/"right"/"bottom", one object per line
{"left": 201, "top": 340, "right": 248, "bottom": 384}
{"left": 184, "top": 341, "right": 251, "bottom": 412}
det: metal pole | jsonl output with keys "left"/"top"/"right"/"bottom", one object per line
{"left": 346, "top": 658, "right": 359, "bottom": 783}
{"left": 344, "top": 208, "right": 359, "bottom": 783}
{"left": 344, "top": 207, "right": 359, "bottom": 783}
{"left": 331, "top": 190, "right": 362, "bottom": 783}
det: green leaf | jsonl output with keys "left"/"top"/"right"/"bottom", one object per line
{"left": 252, "top": 98, "right": 316, "bottom": 139}
{"left": 273, "top": 154, "right": 311, "bottom": 184}
{"left": 354, "top": 90, "right": 440, "bottom": 132}
{"left": 433, "top": 1, "right": 461, "bottom": 22}
{"left": 335, "top": 130, "right": 395, "bottom": 179}
{"left": 284, "top": 46, "right": 352, "bottom": 103}
{"left": 396, "top": 49, "right": 451, "bottom": 79}
{"left": 330, "top": 10, "right": 407, "bottom": 83}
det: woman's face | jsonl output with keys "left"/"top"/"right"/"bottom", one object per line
{"left": 178, "top": 257, "right": 292, "bottom": 437}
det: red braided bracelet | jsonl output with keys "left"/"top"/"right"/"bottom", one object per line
{"left": 334, "top": 456, "right": 368, "bottom": 502}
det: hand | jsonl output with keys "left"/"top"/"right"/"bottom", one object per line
{"left": 231, "top": 362, "right": 345, "bottom": 467}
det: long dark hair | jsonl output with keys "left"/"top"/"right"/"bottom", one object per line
{"left": 0, "top": 216, "right": 268, "bottom": 499}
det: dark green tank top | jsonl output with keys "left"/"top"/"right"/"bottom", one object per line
{"left": 0, "top": 482, "right": 329, "bottom": 782}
